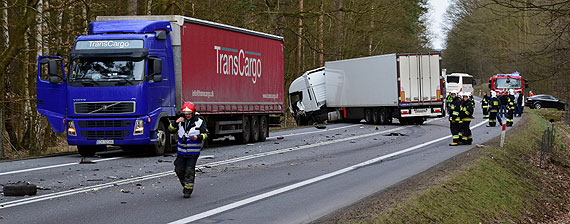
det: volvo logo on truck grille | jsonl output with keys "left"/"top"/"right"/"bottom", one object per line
{"left": 74, "top": 101, "right": 135, "bottom": 114}
{"left": 214, "top": 45, "right": 262, "bottom": 84}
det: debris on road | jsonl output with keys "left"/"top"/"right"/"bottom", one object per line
{"left": 87, "top": 179, "right": 104, "bottom": 182}
{"left": 384, "top": 132, "right": 407, "bottom": 136}
{"left": 3, "top": 182, "right": 37, "bottom": 196}
{"left": 476, "top": 144, "right": 486, "bottom": 148}
{"left": 247, "top": 143, "right": 255, "bottom": 146}
{"left": 274, "top": 142, "right": 279, "bottom": 144}
{"left": 315, "top": 124, "right": 327, "bottom": 129}
{"left": 107, "top": 176, "right": 118, "bottom": 180}
{"left": 199, "top": 155, "right": 215, "bottom": 160}
{"left": 375, "top": 126, "right": 379, "bottom": 130}
{"left": 350, "top": 140, "right": 357, "bottom": 143}
{"left": 79, "top": 157, "right": 96, "bottom": 164}
{"left": 36, "top": 186, "right": 51, "bottom": 191}
{"left": 277, "top": 136, "right": 285, "bottom": 140}
{"left": 157, "top": 159, "right": 172, "bottom": 163}
{"left": 120, "top": 189, "right": 130, "bottom": 193}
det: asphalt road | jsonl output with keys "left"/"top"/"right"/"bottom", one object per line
{"left": 0, "top": 100, "right": 520, "bottom": 223}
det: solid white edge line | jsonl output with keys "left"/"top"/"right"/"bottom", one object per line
{"left": 0, "top": 157, "right": 122, "bottom": 176}
{"left": 0, "top": 121, "right": 424, "bottom": 209}
{"left": 168, "top": 120, "right": 487, "bottom": 224}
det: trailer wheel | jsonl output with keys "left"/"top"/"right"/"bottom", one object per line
{"left": 250, "top": 116, "right": 260, "bottom": 142}
{"left": 259, "top": 116, "right": 268, "bottom": 142}
{"left": 236, "top": 116, "right": 251, "bottom": 144}
{"left": 77, "top": 145, "right": 102, "bottom": 157}
{"left": 365, "top": 109, "right": 373, "bottom": 124}
{"left": 379, "top": 108, "right": 389, "bottom": 125}
{"left": 148, "top": 122, "right": 167, "bottom": 156}
{"left": 372, "top": 109, "right": 380, "bottom": 124}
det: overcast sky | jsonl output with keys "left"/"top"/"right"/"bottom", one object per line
{"left": 427, "top": 0, "right": 451, "bottom": 50}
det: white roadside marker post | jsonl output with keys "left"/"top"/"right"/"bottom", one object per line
{"left": 500, "top": 123, "right": 506, "bottom": 147}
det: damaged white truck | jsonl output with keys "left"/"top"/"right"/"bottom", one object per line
{"left": 289, "top": 53, "right": 445, "bottom": 125}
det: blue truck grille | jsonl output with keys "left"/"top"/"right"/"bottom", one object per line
{"left": 78, "top": 120, "right": 131, "bottom": 128}
{"left": 74, "top": 102, "right": 135, "bottom": 114}
{"left": 81, "top": 130, "right": 129, "bottom": 138}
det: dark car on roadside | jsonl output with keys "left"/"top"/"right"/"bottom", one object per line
{"left": 526, "top": 94, "right": 567, "bottom": 110}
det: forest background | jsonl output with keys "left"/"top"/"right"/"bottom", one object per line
{"left": 0, "top": 0, "right": 567, "bottom": 156}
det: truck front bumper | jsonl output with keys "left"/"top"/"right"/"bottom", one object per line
{"left": 66, "top": 116, "right": 157, "bottom": 146}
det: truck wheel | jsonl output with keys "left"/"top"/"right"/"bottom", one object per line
{"left": 379, "top": 109, "right": 388, "bottom": 125}
{"left": 372, "top": 109, "right": 380, "bottom": 124}
{"left": 259, "top": 116, "right": 268, "bottom": 142}
{"left": 77, "top": 145, "right": 101, "bottom": 157}
{"left": 236, "top": 116, "right": 251, "bottom": 144}
{"left": 365, "top": 109, "right": 373, "bottom": 124}
{"left": 250, "top": 116, "right": 260, "bottom": 143}
{"left": 148, "top": 122, "right": 167, "bottom": 156}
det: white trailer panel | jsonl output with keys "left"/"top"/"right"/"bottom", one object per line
{"left": 325, "top": 54, "right": 399, "bottom": 107}
{"left": 398, "top": 54, "right": 441, "bottom": 103}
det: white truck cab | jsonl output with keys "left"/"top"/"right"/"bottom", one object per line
{"left": 288, "top": 67, "right": 325, "bottom": 119}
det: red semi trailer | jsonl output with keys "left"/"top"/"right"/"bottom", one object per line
{"left": 98, "top": 15, "right": 284, "bottom": 144}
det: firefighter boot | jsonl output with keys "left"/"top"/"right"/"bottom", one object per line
{"left": 183, "top": 185, "right": 194, "bottom": 198}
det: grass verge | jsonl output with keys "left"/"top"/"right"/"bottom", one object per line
{"left": 370, "top": 109, "right": 570, "bottom": 223}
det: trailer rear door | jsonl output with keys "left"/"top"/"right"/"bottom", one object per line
{"left": 398, "top": 53, "right": 441, "bottom": 103}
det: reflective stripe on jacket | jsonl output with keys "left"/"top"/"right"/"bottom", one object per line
{"left": 169, "top": 117, "right": 208, "bottom": 155}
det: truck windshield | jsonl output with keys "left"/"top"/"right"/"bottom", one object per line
{"left": 447, "top": 76, "right": 459, "bottom": 83}
{"left": 495, "top": 78, "right": 521, "bottom": 89}
{"left": 70, "top": 59, "right": 145, "bottom": 84}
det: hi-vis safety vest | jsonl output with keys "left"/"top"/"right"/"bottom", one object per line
{"left": 171, "top": 118, "right": 207, "bottom": 155}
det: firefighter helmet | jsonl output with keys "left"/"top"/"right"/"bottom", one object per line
{"left": 508, "top": 89, "right": 515, "bottom": 95}
{"left": 491, "top": 91, "right": 497, "bottom": 97}
{"left": 181, "top": 102, "right": 195, "bottom": 115}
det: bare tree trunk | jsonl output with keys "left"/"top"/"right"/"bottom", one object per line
{"left": 296, "top": 0, "right": 303, "bottom": 75}
{"left": 318, "top": 0, "right": 324, "bottom": 66}
{"left": 36, "top": 0, "right": 43, "bottom": 56}
{"left": 2, "top": 0, "right": 8, "bottom": 48}
{"left": 336, "top": 0, "right": 343, "bottom": 59}
{"left": 147, "top": 0, "right": 153, "bottom": 15}
{"left": 368, "top": 5, "right": 374, "bottom": 56}
{"left": 128, "top": 0, "right": 138, "bottom": 15}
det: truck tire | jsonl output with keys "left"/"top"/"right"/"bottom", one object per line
{"left": 3, "top": 184, "right": 37, "bottom": 196}
{"left": 147, "top": 122, "right": 167, "bottom": 156}
{"left": 379, "top": 108, "right": 388, "bottom": 125}
{"left": 365, "top": 109, "right": 373, "bottom": 124}
{"left": 236, "top": 116, "right": 251, "bottom": 144}
{"left": 258, "top": 116, "right": 268, "bottom": 142}
{"left": 77, "top": 145, "right": 101, "bottom": 157}
{"left": 250, "top": 116, "right": 260, "bottom": 143}
{"left": 372, "top": 109, "right": 380, "bottom": 124}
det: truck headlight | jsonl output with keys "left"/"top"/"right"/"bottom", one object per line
{"left": 67, "top": 121, "right": 77, "bottom": 136}
{"left": 134, "top": 119, "right": 144, "bottom": 135}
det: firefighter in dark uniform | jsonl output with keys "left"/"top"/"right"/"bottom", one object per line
{"left": 459, "top": 92, "right": 474, "bottom": 145}
{"left": 449, "top": 91, "right": 461, "bottom": 146}
{"left": 487, "top": 91, "right": 501, "bottom": 127}
{"left": 169, "top": 102, "right": 208, "bottom": 198}
{"left": 481, "top": 92, "right": 490, "bottom": 119}
{"left": 506, "top": 89, "right": 515, "bottom": 126}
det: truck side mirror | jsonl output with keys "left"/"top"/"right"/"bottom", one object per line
{"left": 155, "top": 30, "right": 167, "bottom": 40}
{"left": 48, "top": 76, "right": 59, "bottom": 84}
{"left": 151, "top": 58, "right": 162, "bottom": 75}
{"left": 153, "top": 74, "right": 163, "bottom": 82}
{"left": 48, "top": 60, "right": 59, "bottom": 76}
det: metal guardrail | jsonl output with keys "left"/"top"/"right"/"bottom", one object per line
{"left": 539, "top": 121, "right": 555, "bottom": 168}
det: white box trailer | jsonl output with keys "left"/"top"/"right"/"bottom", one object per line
{"left": 289, "top": 52, "right": 444, "bottom": 125}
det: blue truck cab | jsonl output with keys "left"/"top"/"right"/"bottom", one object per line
{"left": 37, "top": 20, "right": 177, "bottom": 156}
